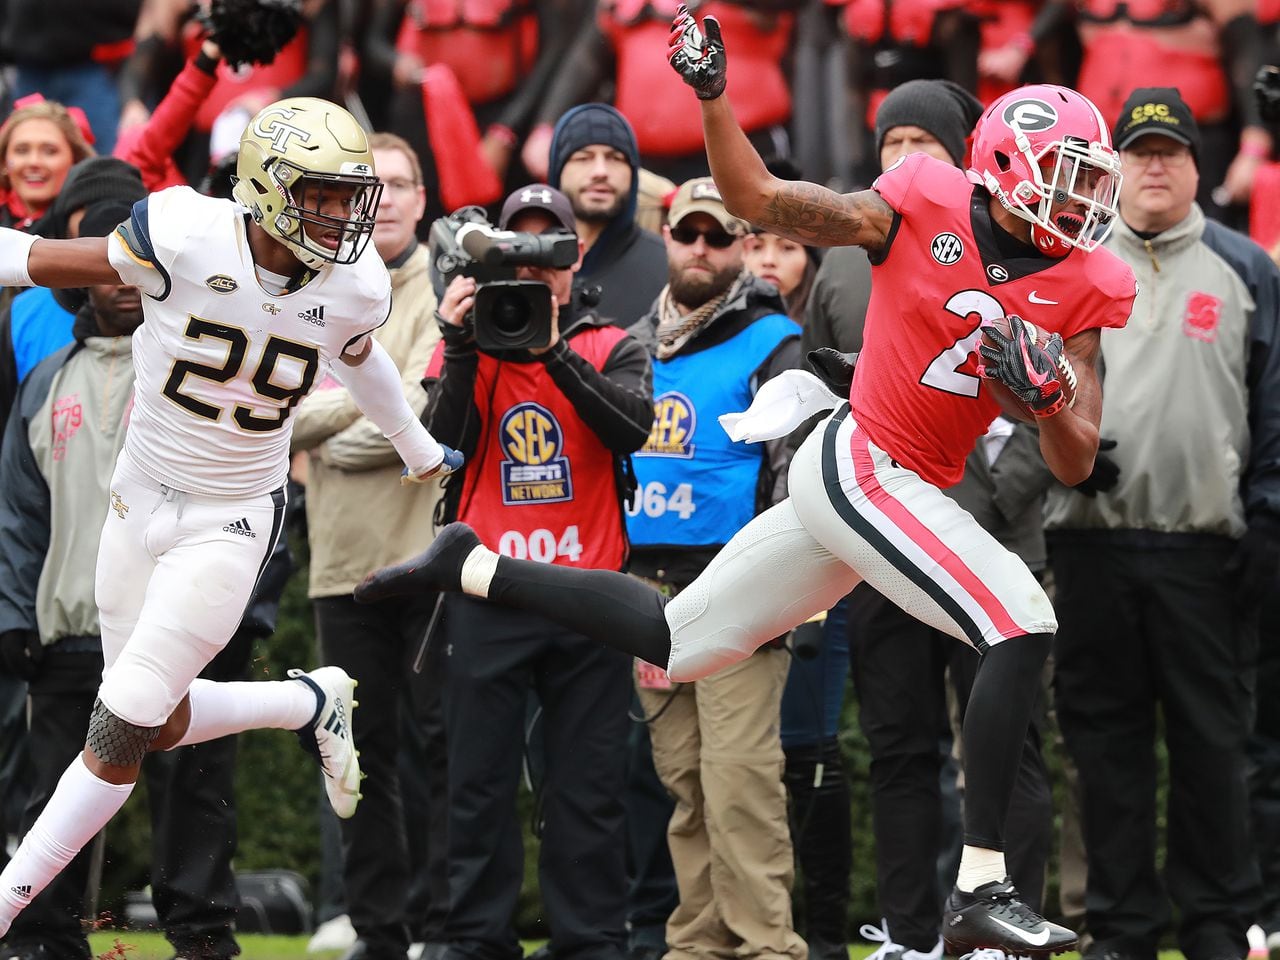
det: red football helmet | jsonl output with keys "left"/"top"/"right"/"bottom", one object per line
{"left": 968, "top": 84, "right": 1122, "bottom": 257}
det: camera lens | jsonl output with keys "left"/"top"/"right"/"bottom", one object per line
{"left": 491, "top": 289, "right": 531, "bottom": 340}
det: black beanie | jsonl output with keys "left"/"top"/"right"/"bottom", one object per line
{"left": 875, "top": 80, "right": 985, "bottom": 168}
{"left": 38, "top": 157, "right": 147, "bottom": 239}
{"left": 548, "top": 103, "right": 640, "bottom": 189}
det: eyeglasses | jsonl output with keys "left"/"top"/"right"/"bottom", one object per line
{"left": 670, "top": 224, "right": 737, "bottom": 249}
{"left": 1121, "top": 146, "right": 1191, "bottom": 168}
{"left": 383, "top": 178, "right": 421, "bottom": 194}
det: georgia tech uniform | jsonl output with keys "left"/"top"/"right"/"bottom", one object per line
{"left": 94, "top": 185, "right": 390, "bottom": 727}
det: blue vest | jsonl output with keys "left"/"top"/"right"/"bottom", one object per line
{"left": 11, "top": 288, "right": 74, "bottom": 383}
{"left": 627, "top": 312, "right": 798, "bottom": 548}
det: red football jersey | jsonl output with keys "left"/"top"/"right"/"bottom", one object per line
{"left": 849, "top": 152, "right": 1136, "bottom": 488}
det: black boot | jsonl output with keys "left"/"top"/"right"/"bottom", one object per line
{"left": 784, "top": 737, "right": 852, "bottom": 958}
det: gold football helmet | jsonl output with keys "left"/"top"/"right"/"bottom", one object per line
{"left": 232, "top": 97, "right": 382, "bottom": 269}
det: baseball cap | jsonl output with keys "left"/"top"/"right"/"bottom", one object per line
{"left": 667, "top": 177, "right": 749, "bottom": 235}
{"left": 498, "top": 184, "right": 576, "bottom": 233}
{"left": 1112, "top": 87, "right": 1201, "bottom": 159}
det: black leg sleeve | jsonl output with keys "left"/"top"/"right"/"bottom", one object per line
{"left": 961, "top": 632, "right": 1052, "bottom": 851}
{"left": 488, "top": 558, "right": 672, "bottom": 667}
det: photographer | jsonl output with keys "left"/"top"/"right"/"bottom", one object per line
{"left": 424, "top": 184, "right": 653, "bottom": 960}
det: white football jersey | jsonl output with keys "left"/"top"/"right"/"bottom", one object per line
{"left": 108, "top": 186, "right": 391, "bottom": 497}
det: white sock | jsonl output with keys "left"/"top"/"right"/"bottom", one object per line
{"left": 0, "top": 756, "right": 133, "bottom": 936}
{"left": 459, "top": 545, "right": 498, "bottom": 598}
{"left": 956, "top": 844, "right": 1007, "bottom": 892}
{"left": 172, "top": 678, "right": 317, "bottom": 748}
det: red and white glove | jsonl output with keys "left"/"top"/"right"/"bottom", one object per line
{"left": 667, "top": 4, "right": 727, "bottom": 101}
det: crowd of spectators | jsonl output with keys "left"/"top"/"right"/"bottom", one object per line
{"left": 0, "top": 2, "right": 1279, "bottom": 960}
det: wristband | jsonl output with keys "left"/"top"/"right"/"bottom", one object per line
{"left": 485, "top": 123, "right": 518, "bottom": 149}
{"left": 0, "top": 228, "right": 37, "bottom": 287}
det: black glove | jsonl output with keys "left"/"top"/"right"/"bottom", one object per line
{"left": 668, "top": 4, "right": 727, "bottom": 101}
{"left": 1256, "top": 65, "right": 1280, "bottom": 124}
{"left": 807, "top": 347, "right": 859, "bottom": 395}
{"left": 1226, "top": 523, "right": 1280, "bottom": 610}
{"left": 1073, "top": 438, "right": 1120, "bottom": 498}
{"left": 977, "top": 315, "right": 1068, "bottom": 417}
{"left": 0, "top": 629, "right": 44, "bottom": 681}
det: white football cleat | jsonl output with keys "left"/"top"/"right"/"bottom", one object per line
{"left": 289, "top": 666, "right": 362, "bottom": 818}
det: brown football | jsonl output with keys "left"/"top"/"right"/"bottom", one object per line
{"left": 980, "top": 317, "right": 1076, "bottom": 422}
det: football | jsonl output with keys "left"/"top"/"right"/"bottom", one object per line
{"left": 979, "top": 316, "right": 1077, "bottom": 423}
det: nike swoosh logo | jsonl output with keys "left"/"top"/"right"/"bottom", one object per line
{"left": 990, "top": 917, "right": 1052, "bottom": 946}
{"left": 1027, "top": 291, "right": 1058, "bottom": 305}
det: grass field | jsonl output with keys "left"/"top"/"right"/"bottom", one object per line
{"left": 83, "top": 935, "right": 1193, "bottom": 960}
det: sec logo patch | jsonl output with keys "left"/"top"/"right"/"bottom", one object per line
{"left": 931, "top": 233, "right": 964, "bottom": 265}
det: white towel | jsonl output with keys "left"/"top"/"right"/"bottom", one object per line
{"left": 718, "top": 369, "right": 842, "bottom": 444}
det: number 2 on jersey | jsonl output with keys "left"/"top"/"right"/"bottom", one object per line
{"left": 920, "top": 290, "right": 1006, "bottom": 398}
{"left": 162, "top": 317, "right": 320, "bottom": 432}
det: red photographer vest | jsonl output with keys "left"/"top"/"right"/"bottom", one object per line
{"left": 599, "top": 0, "right": 792, "bottom": 156}
{"left": 429, "top": 325, "right": 631, "bottom": 571}
{"left": 395, "top": 0, "right": 538, "bottom": 105}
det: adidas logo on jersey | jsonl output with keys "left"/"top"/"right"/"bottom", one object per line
{"left": 223, "top": 518, "right": 257, "bottom": 538}
{"left": 11, "top": 884, "right": 31, "bottom": 901}
{"left": 298, "top": 306, "right": 326, "bottom": 327}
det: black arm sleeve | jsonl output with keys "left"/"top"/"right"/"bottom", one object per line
{"left": 539, "top": 332, "right": 654, "bottom": 453}
{"left": 423, "top": 333, "right": 484, "bottom": 459}
{"left": 281, "top": 0, "right": 340, "bottom": 100}
{"left": 363, "top": 0, "right": 406, "bottom": 85}
{"left": 493, "top": 0, "right": 593, "bottom": 135}
{"left": 1223, "top": 13, "right": 1266, "bottom": 129}
{"left": 533, "top": 19, "right": 613, "bottom": 127}
{"left": 933, "top": 8, "right": 981, "bottom": 94}
{"left": 0, "top": 371, "right": 53, "bottom": 635}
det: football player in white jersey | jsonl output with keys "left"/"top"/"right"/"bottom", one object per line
{"left": 0, "top": 97, "right": 461, "bottom": 938}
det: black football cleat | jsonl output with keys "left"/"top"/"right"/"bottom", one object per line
{"left": 354, "top": 521, "right": 482, "bottom": 603}
{"left": 943, "top": 879, "right": 1077, "bottom": 956}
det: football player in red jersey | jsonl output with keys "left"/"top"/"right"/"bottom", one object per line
{"left": 357, "top": 7, "right": 1138, "bottom": 957}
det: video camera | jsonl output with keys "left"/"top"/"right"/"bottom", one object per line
{"left": 428, "top": 206, "right": 578, "bottom": 352}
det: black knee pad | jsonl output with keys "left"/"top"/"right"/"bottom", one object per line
{"left": 86, "top": 697, "right": 161, "bottom": 766}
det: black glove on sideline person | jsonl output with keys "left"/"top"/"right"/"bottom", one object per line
{"left": 1226, "top": 522, "right": 1280, "bottom": 610}
{"left": 0, "top": 629, "right": 44, "bottom": 680}
{"left": 1073, "top": 438, "right": 1120, "bottom": 498}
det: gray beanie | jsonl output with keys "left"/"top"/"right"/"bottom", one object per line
{"left": 875, "top": 80, "right": 985, "bottom": 168}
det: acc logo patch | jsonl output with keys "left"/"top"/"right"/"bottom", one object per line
{"left": 639, "top": 392, "right": 698, "bottom": 459}
{"left": 1001, "top": 98, "right": 1058, "bottom": 133}
{"left": 500, "top": 402, "right": 573, "bottom": 505}
{"left": 931, "top": 232, "right": 964, "bottom": 265}
{"left": 205, "top": 274, "right": 238, "bottom": 294}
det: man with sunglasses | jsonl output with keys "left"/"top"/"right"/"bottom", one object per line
{"left": 1045, "top": 87, "right": 1280, "bottom": 960}
{"left": 621, "top": 176, "right": 803, "bottom": 960}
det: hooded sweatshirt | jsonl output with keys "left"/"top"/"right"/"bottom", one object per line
{"left": 549, "top": 103, "right": 668, "bottom": 326}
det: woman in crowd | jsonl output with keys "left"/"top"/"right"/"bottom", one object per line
{"left": 0, "top": 98, "right": 94, "bottom": 231}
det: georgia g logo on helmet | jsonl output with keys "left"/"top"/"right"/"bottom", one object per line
{"left": 252, "top": 107, "right": 313, "bottom": 154}
{"left": 1001, "top": 99, "right": 1059, "bottom": 133}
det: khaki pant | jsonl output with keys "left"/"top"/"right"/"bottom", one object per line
{"left": 637, "top": 647, "right": 806, "bottom": 960}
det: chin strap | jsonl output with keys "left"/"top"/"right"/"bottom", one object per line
{"left": 1030, "top": 222, "right": 1072, "bottom": 258}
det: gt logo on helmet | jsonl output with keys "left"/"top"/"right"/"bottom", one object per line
{"left": 1001, "top": 99, "right": 1058, "bottom": 133}
{"left": 252, "top": 108, "right": 313, "bottom": 154}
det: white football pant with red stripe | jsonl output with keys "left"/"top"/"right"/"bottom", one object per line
{"left": 664, "top": 404, "right": 1056, "bottom": 682}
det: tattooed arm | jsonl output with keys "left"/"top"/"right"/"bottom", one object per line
{"left": 698, "top": 96, "right": 894, "bottom": 252}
